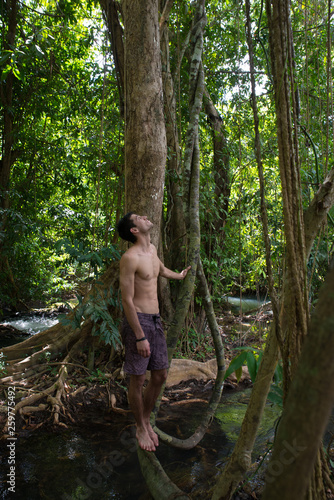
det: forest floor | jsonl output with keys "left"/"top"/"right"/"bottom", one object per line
{"left": 0, "top": 306, "right": 265, "bottom": 433}
{"left": 1, "top": 306, "right": 333, "bottom": 499}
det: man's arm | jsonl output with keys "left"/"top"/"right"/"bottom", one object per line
{"left": 159, "top": 261, "right": 191, "bottom": 280}
{"left": 119, "top": 253, "right": 150, "bottom": 357}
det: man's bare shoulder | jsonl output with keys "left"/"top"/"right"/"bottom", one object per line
{"left": 120, "top": 247, "right": 140, "bottom": 270}
{"left": 121, "top": 245, "right": 139, "bottom": 258}
{"left": 149, "top": 243, "right": 158, "bottom": 255}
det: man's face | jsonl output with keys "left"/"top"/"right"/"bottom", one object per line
{"left": 130, "top": 214, "right": 153, "bottom": 234}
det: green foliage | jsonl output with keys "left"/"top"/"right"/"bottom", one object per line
{"left": 86, "top": 368, "right": 109, "bottom": 384}
{"left": 55, "top": 231, "right": 122, "bottom": 347}
{"left": 0, "top": 0, "right": 123, "bottom": 309}
{"left": 55, "top": 238, "right": 121, "bottom": 277}
{"left": 59, "top": 286, "right": 122, "bottom": 349}
{"left": 0, "top": 352, "right": 7, "bottom": 376}
{"left": 39, "top": 351, "right": 52, "bottom": 363}
{"left": 224, "top": 347, "right": 284, "bottom": 409}
{"left": 268, "top": 361, "right": 284, "bottom": 408}
{"left": 224, "top": 346, "right": 263, "bottom": 383}
{"left": 175, "top": 326, "right": 214, "bottom": 361}
{"left": 1, "top": 0, "right": 333, "bottom": 312}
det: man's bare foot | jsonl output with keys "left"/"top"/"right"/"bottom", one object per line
{"left": 146, "top": 423, "right": 159, "bottom": 447}
{"left": 136, "top": 426, "right": 156, "bottom": 452}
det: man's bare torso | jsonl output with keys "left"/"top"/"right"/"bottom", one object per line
{"left": 125, "top": 243, "right": 160, "bottom": 314}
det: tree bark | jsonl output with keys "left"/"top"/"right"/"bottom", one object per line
{"left": 266, "top": 0, "right": 308, "bottom": 386}
{"left": 160, "top": 2, "right": 187, "bottom": 272}
{"left": 203, "top": 87, "right": 230, "bottom": 235}
{"left": 137, "top": 446, "right": 191, "bottom": 500}
{"left": 304, "top": 166, "right": 334, "bottom": 260}
{"left": 123, "top": 0, "right": 167, "bottom": 247}
{"left": 99, "top": 0, "right": 125, "bottom": 116}
{"left": 262, "top": 265, "right": 334, "bottom": 500}
{"left": 182, "top": 1, "right": 207, "bottom": 225}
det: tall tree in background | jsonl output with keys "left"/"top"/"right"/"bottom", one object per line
{"left": 264, "top": 1, "right": 330, "bottom": 498}
{"left": 262, "top": 267, "right": 334, "bottom": 500}
{"left": 266, "top": 0, "right": 308, "bottom": 388}
{"left": 211, "top": 0, "right": 334, "bottom": 498}
{"left": 0, "top": 0, "right": 17, "bottom": 212}
{"left": 0, "top": 0, "right": 18, "bottom": 299}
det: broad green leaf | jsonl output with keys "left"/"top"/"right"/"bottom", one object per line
{"left": 235, "top": 365, "right": 243, "bottom": 382}
{"left": 246, "top": 351, "right": 257, "bottom": 383}
{"left": 223, "top": 351, "right": 248, "bottom": 380}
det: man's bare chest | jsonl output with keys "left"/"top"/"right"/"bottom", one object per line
{"left": 135, "top": 254, "right": 159, "bottom": 281}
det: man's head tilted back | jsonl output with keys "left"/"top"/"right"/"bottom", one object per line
{"left": 117, "top": 212, "right": 137, "bottom": 243}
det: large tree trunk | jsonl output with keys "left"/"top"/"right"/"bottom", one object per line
{"left": 266, "top": 0, "right": 308, "bottom": 386}
{"left": 123, "top": 0, "right": 167, "bottom": 247}
{"left": 262, "top": 264, "right": 334, "bottom": 500}
{"left": 265, "top": 2, "right": 327, "bottom": 499}
{"left": 202, "top": 86, "right": 230, "bottom": 288}
{"left": 160, "top": 2, "right": 187, "bottom": 273}
{"left": 210, "top": 1, "right": 334, "bottom": 498}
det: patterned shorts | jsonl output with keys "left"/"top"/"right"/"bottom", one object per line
{"left": 121, "top": 313, "right": 169, "bottom": 375}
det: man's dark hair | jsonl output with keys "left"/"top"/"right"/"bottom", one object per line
{"left": 117, "top": 212, "right": 137, "bottom": 243}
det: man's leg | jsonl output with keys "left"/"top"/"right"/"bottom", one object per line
{"left": 128, "top": 373, "right": 156, "bottom": 452}
{"left": 142, "top": 369, "right": 167, "bottom": 447}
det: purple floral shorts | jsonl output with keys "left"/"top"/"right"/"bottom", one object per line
{"left": 121, "top": 313, "right": 169, "bottom": 375}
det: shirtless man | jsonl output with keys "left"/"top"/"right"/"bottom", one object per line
{"left": 117, "top": 212, "right": 190, "bottom": 452}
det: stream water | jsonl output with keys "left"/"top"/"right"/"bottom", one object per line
{"left": 3, "top": 315, "right": 59, "bottom": 336}
{"left": 0, "top": 314, "right": 59, "bottom": 349}
{"left": 227, "top": 296, "right": 269, "bottom": 314}
{"left": 0, "top": 388, "right": 281, "bottom": 500}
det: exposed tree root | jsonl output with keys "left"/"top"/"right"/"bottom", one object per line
{"left": 137, "top": 446, "right": 191, "bottom": 500}
{"left": 1, "top": 327, "right": 116, "bottom": 435}
{"left": 137, "top": 252, "right": 225, "bottom": 497}
{"left": 321, "top": 447, "right": 334, "bottom": 496}
{"left": 154, "top": 365, "right": 224, "bottom": 450}
{"left": 19, "top": 404, "right": 48, "bottom": 414}
{"left": 1, "top": 342, "right": 123, "bottom": 436}
{"left": 0, "top": 261, "right": 122, "bottom": 434}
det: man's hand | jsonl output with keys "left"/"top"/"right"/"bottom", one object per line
{"left": 179, "top": 266, "right": 191, "bottom": 279}
{"left": 137, "top": 339, "right": 151, "bottom": 358}
{"left": 159, "top": 261, "right": 192, "bottom": 280}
